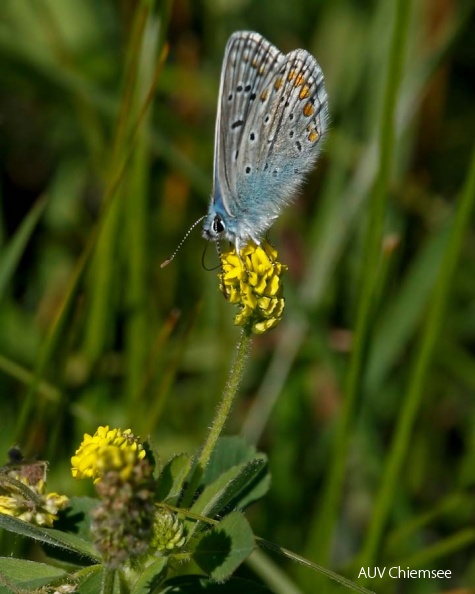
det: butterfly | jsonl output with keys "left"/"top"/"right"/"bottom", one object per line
{"left": 202, "top": 31, "right": 329, "bottom": 253}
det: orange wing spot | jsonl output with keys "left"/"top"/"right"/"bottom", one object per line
{"left": 303, "top": 102, "right": 314, "bottom": 117}
{"left": 308, "top": 129, "right": 319, "bottom": 143}
{"left": 295, "top": 73, "right": 305, "bottom": 86}
{"left": 258, "top": 64, "right": 265, "bottom": 75}
{"left": 260, "top": 89, "right": 269, "bottom": 102}
{"left": 274, "top": 77, "right": 283, "bottom": 90}
{"left": 287, "top": 69, "right": 297, "bottom": 81}
{"left": 299, "top": 85, "right": 310, "bottom": 100}
{"left": 252, "top": 58, "right": 258, "bottom": 68}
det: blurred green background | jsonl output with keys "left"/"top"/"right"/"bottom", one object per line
{"left": 0, "top": 0, "right": 474, "bottom": 592}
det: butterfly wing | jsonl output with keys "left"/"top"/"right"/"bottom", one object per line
{"left": 235, "top": 47, "right": 328, "bottom": 238}
{"left": 208, "top": 31, "right": 328, "bottom": 247}
{"left": 212, "top": 32, "right": 283, "bottom": 220}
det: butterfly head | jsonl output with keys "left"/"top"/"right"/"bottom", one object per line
{"left": 203, "top": 211, "right": 226, "bottom": 241}
{"left": 202, "top": 194, "right": 241, "bottom": 245}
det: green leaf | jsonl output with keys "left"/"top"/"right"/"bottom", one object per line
{"left": 0, "top": 197, "right": 47, "bottom": 301}
{"left": 0, "top": 514, "right": 100, "bottom": 563}
{"left": 189, "top": 456, "right": 268, "bottom": 531}
{"left": 160, "top": 575, "right": 273, "bottom": 593}
{"left": 130, "top": 558, "right": 168, "bottom": 593}
{"left": 74, "top": 565, "right": 106, "bottom": 594}
{"left": 193, "top": 512, "right": 255, "bottom": 582}
{"left": 200, "top": 437, "right": 263, "bottom": 486}
{"left": 0, "top": 557, "right": 65, "bottom": 590}
{"left": 198, "top": 437, "right": 270, "bottom": 511}
{"left": 156, "top": 453, "right": 192, "bottom": 505}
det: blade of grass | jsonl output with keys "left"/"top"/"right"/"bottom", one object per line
{"left": 15, "top": 3, "right": 166, "bottom": 447}
{"left": 138, "top": 307, "right": 197, "bottom": 436}
{"left": 0, "top": 197, "right": 47, "bottom": 301}
{"left": 389, "top": 528, "right": 475, "bottom": 572}
{"left": 257, "top": 538, "right": 376, "bottom": 594}
{"left": 364, "top": 224, "right": 450, "bottom": 395}
{"left": 124, "top": 13, "right": 161, "bottom": 408}
{"left": 384, "top": 493, "right": 471, "bottom": 555}
{"left": 83, "top": 3, "right": 150, "bottom": 363}
{"left": 302, "top": 0, "right": 413, "bottom": 578}
{"left": 358, "top": 141, "right": 475, "bottom": 569}
{"left": 246, "top": 549, "right": 305, "bottom": 594}
{"left": 0, "top": 353, "right": 60, "bottom": 403}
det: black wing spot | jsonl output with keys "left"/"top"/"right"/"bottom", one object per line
{"left": 272, "top": 169, "right": 279, "bottom": 178}
{"left": 231, "top": 120, "right": 244, "bottom": 130}
{"left": 296, "top": 141, "right": 302, "bottom": 152}
{"left": 289, "top": 130, "right": 294, "bottom": 138}
{"left": 264, "top": 115, "right": 270, "bottom": 123}
{"left": 250, "top": 132, "right": 255, "bottom": 141}
{"left": 244, "top": 84, "right": 251, "bottom": 92}
{"left": 289, "top": 113, "right": 294, "bottom": 120}
{"left": 228, "top": 93, "right": 233, "bottom": 101}
{"left": 236, "top": 84, "right": 243, "bottom": 92}
{"left": 245, "top": 166, "right": 251, "bottom": 174}
{"left": 250, "top": 92, "right": 256, "bottom": 101}
{"left": 264, "top": 163, "right": 269, "bottom": 171}
{"left": 234, "top": 150, "right": 239, "bottom": 160}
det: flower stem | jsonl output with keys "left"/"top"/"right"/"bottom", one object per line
{"left": 182, "top": 328, "right": 252, "bottom": 506}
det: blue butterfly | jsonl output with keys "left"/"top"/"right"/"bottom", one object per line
{"left": 202, "top": 31, "right": 329, "bottom": 253}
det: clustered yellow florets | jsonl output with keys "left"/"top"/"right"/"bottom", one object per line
{"left": 71, "top": 426, "right": 146, "bottom": 483}
{"left": 0, "top": 460, "right": 68, "bottom": 527}
{"left": 220, "top": 240, "right": 287, "bottom": 334}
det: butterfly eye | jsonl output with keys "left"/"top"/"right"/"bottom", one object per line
{"left": 213, "top": 216, "right": 225, "bottom": 235}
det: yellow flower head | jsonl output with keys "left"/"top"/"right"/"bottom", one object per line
{"left": 220, "top": 240, "right": 287, "bottom": 334}
{"left": 71, "top": 426, "right": 146, "bottom": 483}
{"left": 0, "top": 458, "right": 68, "bottom": 527}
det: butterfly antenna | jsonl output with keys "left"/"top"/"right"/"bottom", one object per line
{"left": 161, "top": 216, "right": 206, "bottom": 268}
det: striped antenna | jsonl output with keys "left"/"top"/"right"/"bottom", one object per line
{"left": 160, "top": 216, "right": 206, "bottom": 268}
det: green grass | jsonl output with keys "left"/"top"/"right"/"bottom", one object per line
{"left": 0, "top": 0, "right": 474, "bottom": 592}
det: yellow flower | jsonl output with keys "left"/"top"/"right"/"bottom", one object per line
{"left": 71, "top": 426, "right": 146, "bottom": 483}
{"left": 220, "top": 240, "right": 287, "bottom": 334}
{"left": 0, "top": 461, "right": 68, "bottom": 527}
{"left": 0, "top": 489, "right": 68, "bottom": 527}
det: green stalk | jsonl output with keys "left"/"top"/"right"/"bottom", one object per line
{"left": 83, "top": 5, "right": 149, "bottom": 363}
{"left": 15, "top": 3, "right": 161, "bottom": 447}
{"left": 304, "top": 0, "right": 413, "bottom": 575}
{"left": 182, "top": 329, "right": 252, "bottom": 507}
{"left": 359, "top": 143, "right": 475, "bottom": 567}
{"left": 124, "top": 14, "right": 160, "bottom": 408}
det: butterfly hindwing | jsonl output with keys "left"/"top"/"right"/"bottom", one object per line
{"left": 235, "top": 47, "right": 328, "bottom": 237}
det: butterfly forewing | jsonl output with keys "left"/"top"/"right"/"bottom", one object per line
{"left": 213, "top": 32, "right": 283, "bottom": 217}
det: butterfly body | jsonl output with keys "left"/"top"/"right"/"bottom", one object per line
{"left": 203, "top": 31, "right": 329, "bottom": 252}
